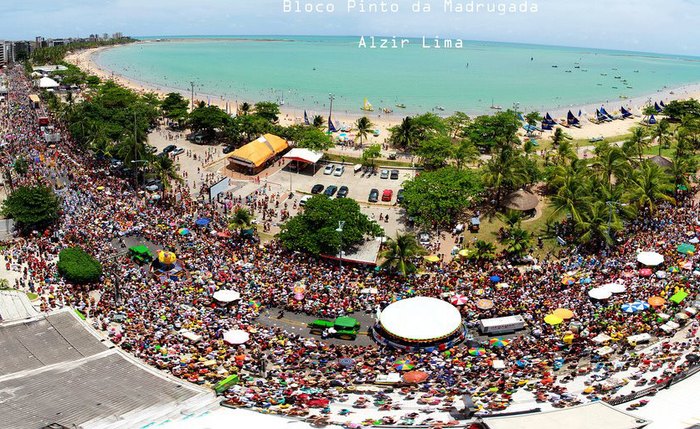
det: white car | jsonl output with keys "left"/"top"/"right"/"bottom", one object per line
{"left": 380, "top": 169, "right": 390, "bottom": 179}
{"left": 324, "top": 164, "right": 334, "bottom": 175}
{"left": 419, "top": 233, "right": 431, "bottom": 245}
{"left": 171, "top": 147, "right": 185, "bottom": 156}
{"left": 333, "top": 165, "right": 345, "bottom": 177}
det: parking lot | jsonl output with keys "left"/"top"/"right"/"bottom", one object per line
{"left": 275, "top": 162, "right": 416, "bottom": 206}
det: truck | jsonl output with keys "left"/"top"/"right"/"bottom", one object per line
{"left": 477, "top": 315, "right": 525, "bottom": 335}
{"left": 308, "top": 316, "right": 361, "bottom": 340}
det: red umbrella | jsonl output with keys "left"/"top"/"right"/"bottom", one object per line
{"left": 307, "top": 398, "right": 330, "bottom": 408}
{"left": 403, "top": 370, "right": 429, "bottom": 383}
{"left": 639, "top": 268, "right": 653, "bottom": 277}
{"left": 451, "top": 294, "right": 469, "bottom": 306}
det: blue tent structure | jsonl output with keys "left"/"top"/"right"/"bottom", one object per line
{"left": 523, "top": 124, "right": 538, "bottom": 133}
{"left": 566, "top": 110, "right": 580, "bottom": 127}
{"left": 328, "top": 116, "right": 337, "bottom": 132}
{"left": 648, "top": 114, "right": 657, "bottom": 125}
{"left": 600, "top": 106, "right": 614, "bottom": 120}
{"left": 654, "top": 102, "right": 663, "bottom": 113}
{"left": 620, "top": 106, "right": 633, "bottom": 118}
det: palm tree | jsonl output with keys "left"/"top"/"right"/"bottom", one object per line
{"left": 578, "top": 200, "right": 622, "bottom": 247}
{"left": 623, "top": 127, "right": 648, "bottom": 163}
{"left": 498, "top": 209, "right": 523, "bottom": 228}
{"left": 312, "top": 115, "right": 324, "bottom": 128}
{"left": 548, "top": 167, "right": 591, "bottom": 225}
{"left": 355, "top": 116, "right": 374, "bottom": 147}
{"left": 551, "top": 127, "right": 571, "bottom": 148}
{"left": 651, "top": 119, "right": 671, "bottom": 155}
{"left": 501, "top": 226, "right": 532, "bottom": 258}
{"left": 380, "top": 233, "right": 427, "bottom": 276}
{"left": 470, "top": 240, "right": 496, "bottom": 261}
{"left": 625, "top": 161, "right": 675, "bottom": 213}
{"left": 228, "top": 207, "right": 253, "bottom": 232}
{"left": 389, "top": 116, "right": 416, "bottom": 151}
{"left": 589, "top": 145, "right": 629, "bottom": 192}
{"left": 239, "top": 102, "right": 251, "bottom": 116}
{"left": 115, "top": 135, "right": 149, "bottom": 185}
{"left": 150, "top": 155, "right": 183, "bottom": 196}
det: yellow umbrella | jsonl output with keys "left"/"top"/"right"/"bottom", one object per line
{"left": 424, "top": 255, "right": 440, "bottom": 263}
{"left": 458, "top": 249, "right": 470, "bottom": 257}
{"left": 553, "top": 308, "right": 574, "bottom": 320}
{"left": 562, "top": 333, "right": 575, "bottom": 344}
{"left": 544, "top": 314, "right": 563, "bottom": 325}
{"left": 158, "top": 250, "right": 177, "bottom": 265}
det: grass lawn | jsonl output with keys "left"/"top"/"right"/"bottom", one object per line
{"left": 26, "top": 292, "right": 39, "bottom": 301}
{"left": 643, "top": 145, "right": 676, "bottom": 158}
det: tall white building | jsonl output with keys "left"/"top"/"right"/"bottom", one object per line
{"left": 0, "top": 41, "right": 14, "bottom": 65}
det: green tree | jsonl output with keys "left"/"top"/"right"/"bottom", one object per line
{"left": 590, "top": 144, "right": 629, "bottom": 192}
{"left": 551, "top": 127, "right": 572, "bottom": 148}
{"left": 464, "top": 111, "right": 520, "bottom": 152}
{"left": 150, "top": 154, "right": 183, "bottom": 195}
{"left": 228, "top": 114, "right": 272, "bottom": 143}
{"left": 498, "top": 209, "right": 523, "bottom": 229}
{"left": 312, "top": 115, "right": 325, "bottom": 128}
{"left": 228, "top": 207, "right": 254, "bottom": 232}
{"left": 548, "top": 166, "right": 591, "bottom": 225}
{"left": 189, "top": 104, "right": 230, "bottom": 141}
{"left": 278, "top": 196, "right": 383, "bottom": 255}
{"left": 445, "top": 111, "right": 471, "bottom": 139}
{"left": 416, "top": 135, "right": 453, "bottom": 170}
{"left": 161, "top": 92, "right": 189, "bottom": 125}
{"left": 577, "top": 200, "right": 623, "bottom": 247}
{"left": 239, "top": 102, "right": 252, "bottom": 115}
{"left": 355, "top": 116, "right": 374, "bottom": 147}
{"left": 389, "top": 117, "right": 417, "bottom": 151}
{"left": 469, "top": 240, "right": 496, "bottom": 261}
{"left": 452, "top": 138, "right": 479, "bottom": 169}
{"left": 254, "top": 101, "right": 281, "bottom": 123}
{"left": 524, "top": 111, "right": 541, "bottom": 127}
{"left": 1, "top": 185, "right": 61, "bottom": 232}
{"left": 401, "top": 167, "right": 483, "bottom": 229}
{"left": 625, "top": 161, "right": 675, "bottom": 213}
{"left": 380, "top": 233, "right": 427, "bottom": 276}
{"left": 288, "top": 126, "right": 334, "bottom": 151}
{"left": 500, "top": 226, "right": 532, "bottom": 259}
{"left": 361, "top": 144, "right": 382, "bottom": 166}
{"left": 13, "top": 157, "right": 29, "bottom": 176}
{"left": 651, "top": 119, "right": 672, "bottom": 155}
{"left": 662, "top": 99, "right": 700, "bottom": 121}
{"left": 57, "top": 247, "right": 103, "bottom": 284}
{"left": 623, "top": 126, "right": 649, "bottom": 163}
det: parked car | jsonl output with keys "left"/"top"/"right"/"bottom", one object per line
{"left": 337, "top": 186, "right": 349, "bottom": 198}
{"left": 163, "top": 144, "right": 177, "bottom": 154}
{"left": 324, "top": 164, "right": 335, "bottom": 175}
{"left": 397, "top": 188, "right": 405, "bottom": 203}
{"left": 381, "top": 189, "right": 393, "bottom": 202}
{"left": 333, "top": 165, "right": 345, "bottom": 177}
{"left": 368, "top": 188, "right": 379, "bottom": 202}
{"left": 311, "top": 184, "right": 324, "bottom": 194}
{"left": 419, "top": 232, "right": 431, "bottom": 245}
{"left": 171, "top": 147, "right": 185, "bottom": 156}
{"left": 380, "top": 169, "right": 390, "bottom": 179}
{"left": 299, "top": 195, "right": 313, "bottom": 206}
{"left": 324, "top": 185, "right": 338, "bottom": 197}
{"left": 390, "top": 169, "right": 399, "bottom": 180}
{"left": 144, "top": 179, "right": 162, "bottom": 192}
{"left": 223, "top": 145, "right": 236, "bottom": 154}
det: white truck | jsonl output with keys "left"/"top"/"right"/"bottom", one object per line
{"left": 478, "top": 315, "right": 525, "bottom": 335}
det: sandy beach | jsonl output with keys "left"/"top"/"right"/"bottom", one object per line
{"left": 65, "top": 44, "right": 700, "bottom": 144}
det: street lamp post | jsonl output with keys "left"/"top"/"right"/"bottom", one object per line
{"left": 190, "top": 81, "right": 196, "bottom": 111}
{"left": 328, "top": 93, "right": 335, "bottom": 128}
{"left": 336, "top": 220, "right": 345, "bottom": 272}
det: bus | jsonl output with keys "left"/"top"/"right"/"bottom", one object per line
{"left": 478, "top": 315, "right": 525, "bottom": 335}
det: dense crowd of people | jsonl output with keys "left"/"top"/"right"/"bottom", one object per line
{"left": 1, "top": 65, "right": 698, "bottom": 426}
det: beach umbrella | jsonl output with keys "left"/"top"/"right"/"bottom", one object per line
{"left": 675, "top": 312, "right": 689, "bottom": 321}
{"left": 403, "top": 370, "right": 429, "bottom": 383}
{"left": 458, "top": 249, "right": 470, "bottom": 258}
{"left": 553, "top": 308, "right": 574, "bottom": 320}
{"left": 468, "top": 347, "right": 487, "bottom": 357}
{"left": 450, "top": 294, "right": 469, "bottom": 306}
{"left": 670, "top": 290, "right": 688, "bottom": 304}
{"left": 637, "top": 251, "right": 664, "bottom": 266}
{"left": 489, "top": 275, "right": 502, "bottom": 283}
{"left": 424, "top": 255, "right": 440, "bottom": 263}
{"left": 489, "top": 338, "right": 510, "bottom": 348}
{"left": 588, "top": 288, "right": 612, "bottom": 300}
{"left": 655, "top": 270, "right": 667, "bottom": 279}
{"left": 669, "top": 266, "right": 680, "bottom": 273}
{"left": 544, "top": 314, "right": 563, "bottom": 325}
{"left": 394, "top": 359, "right": 415, "bottom": 371}
{"left": 639, "top": 268, "right": 653, "bottom": 277}
{"left": 338, "top": 357, "right": 355, "bottom": 368}
{"left": 476, "top": 299, "right": 494, "bottom": 310}
{"left": 248, "top": 300, "right": 261, "bottom": 310}
{"left": 579, "top": 277, "right": 592, "bottom": 284}
{"left": 690, "top": 237, "right": 700, "bottom": 244}
{"left": 223, "top": 329, "right": 250, "bottom": 345}
{"left": 632, "top": 301, "right": 650, "bottom": 312}
{"left": 195, "top": 218, "right": 211, "bottom": 227}
{"left": 561, "top": 277, "right": 575, "bottom": 286}
{"left": 677, "top": 243, "right": 696, "bottom": 255}
{"left": 602, "top": 283, "right": 626, "bottom": 294}
{"left": 648, "top": 296, "right": 666, "bottom": 307}
{"left": 621, "top": 303, "right": 637, "bottom": 313}
{"left": 178, "top": 227, "right": 191, "bottom": 236}
{"left": 213, "top": 290, "right": 240, "bottom": 303}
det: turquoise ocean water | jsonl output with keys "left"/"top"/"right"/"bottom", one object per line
{"left": 93, "top": 36, "right": 700, "bottom": 117}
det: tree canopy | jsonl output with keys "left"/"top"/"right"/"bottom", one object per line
{"left": 57, "top": 247, "right": 103, "bottom": 284}
{"left": 1, "top": 185, "right": 61, "bottom": 232}
{"left": 161, "top": 92, "right": 189, "bottom": 123}
{"left": 278, "top": 196, "right": 383, "bottom": 255}
{"left": 189, "top": 103, "right": 231, "bottom": 141}
{"left": 401, "top": 167, "right": 483, "bottom": 229}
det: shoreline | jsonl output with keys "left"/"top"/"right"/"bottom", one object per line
{"left": 66, "top": 44, "right": 700, "bottom": 141}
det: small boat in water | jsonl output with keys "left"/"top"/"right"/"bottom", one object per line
{"left": 435, "top": 106, "right": 445, "bottom": 111}
{"left": 395, "top": 103, "right": 406, "bottom": 109}
{"left": 361, "top": 98, "right": 374, "bottom": 112}
{"left": 382, "top": 107, "right": 393, "bottom": 114}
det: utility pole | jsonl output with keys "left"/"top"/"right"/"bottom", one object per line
{"left": 328, "top": 93, "right": 335, "bottom": 130}
{"left": 190, "top": 81, "right": 195, "bottom": 111}
{"left": 336, "top": 221, "right": 345, "bottom": 272}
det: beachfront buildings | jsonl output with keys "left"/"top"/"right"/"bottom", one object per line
{"left": 0, "top": 41, "right": 14, "bottom": 65}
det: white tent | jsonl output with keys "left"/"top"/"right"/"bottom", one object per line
{"left": 223, "top": 329, "right": 250, "bottom": 345}
{"left": 38, "top": 77, "right": 59, "bottom": 89}
{"left": 282, "top": 148, "right": 323, "bottom": 165}
{"left": 637, "top": 251, "right": 664, "bottom": 266}
{"left": 602, "top": 282, "right": 626, "bottom": 294}
{"left": 588, "top": 287, "right": 613, "bottom": 300}
{"left": 213, "top": 290, "right": 240, "bottom": 303}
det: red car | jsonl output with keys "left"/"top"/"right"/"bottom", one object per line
{"left": 381, "top": 189, "right": 393, "bottom": 202}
